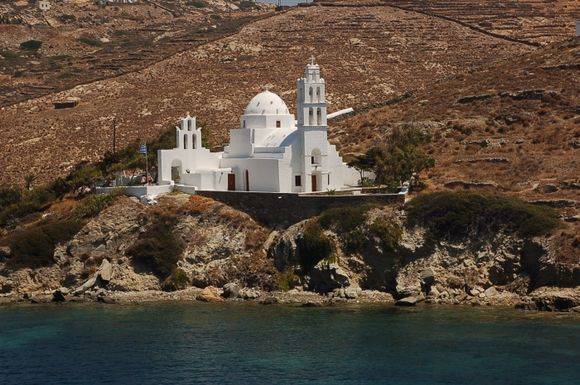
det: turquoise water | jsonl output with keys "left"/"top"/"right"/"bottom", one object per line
{"left": 0, "top": 304, "right": 578, "bottom": 385}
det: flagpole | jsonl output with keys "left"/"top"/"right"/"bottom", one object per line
{"left": 145, "top": 141, "right": 149, "bottom": 186}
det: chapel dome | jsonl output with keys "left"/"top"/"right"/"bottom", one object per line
{"left": 244, "top": 91, "right": 290, "bottom": 116}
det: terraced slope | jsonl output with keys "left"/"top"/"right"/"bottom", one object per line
{"left": 0, "top": 0, "right": 272, "bottom": 106}
{"left": 0, "top": 3, "right": 531, "bottom": 186}
{"left": 382, "top": 0, "right": 580, "bottom": 45}
{"left": 319, "top": 0, "right": 579, "bottom": 44}
{"left": 332, "top": 38, "right": 579, "bottom": 205}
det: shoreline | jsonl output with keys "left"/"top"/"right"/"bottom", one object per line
{"left": 2, "top": 286, "right": 578, "bottom": 313}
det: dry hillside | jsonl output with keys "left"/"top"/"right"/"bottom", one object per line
{"left": 0, "top": 0, "right": 273, "bottom": 106}
{"left": 0, "top": 0, "right": 577, "bottom": 189}
{"left": 332, "top": 38, "right": 579, "bottom": 206}
{"left": 0, "top": 1, "right": 543, "bottom": 186}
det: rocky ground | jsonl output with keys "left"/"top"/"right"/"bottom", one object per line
{"left": 0, "top": 194, "right": 578, "bottom": 312}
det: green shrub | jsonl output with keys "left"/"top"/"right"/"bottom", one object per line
{"left": 19, "top": 40, "right": 42, "bottom": 51}
{"left": 58, "top": 14, "right": 76, "bottom": 23}
{"left": 1, "top": 50, "right": 20, "bottom": 60}
{"left": 406, "top": 191, "right": 560, "bottom": 240}
{"left": 0, "top": 186, "right": 22, "bottom": 212}
{"left": 273, "top": 269, "right": 301, "bottom": 291}
{"left": 4, "top": 219, "right": 83, "bottom": 269}
{"left": 189, "top": 0, "right": 207, "bottom": 8}
{"left": 127, "top": 212, "right": 184, "bottom": 278}
{"left": 319, "top": 204, "right": 379, "bottom": 234}
{"left": 0, "top": 187, "right": 56, "bottom": 227}
{"left": 73, "top": 189, "right": 125, "bottom": 219}
{"left": 369, "top": 218, "right": 402, "bottom": 252}
{"left": 161, "top": 268, "right": 189, "bottom": 291}
{"left": 48, "top": 55, "right": 71, "bottom": 61}
{"left": 78, "top": 37, "right": 102, "bottom": 47}
{"left": 297, "top": 222, "right": 333, "bottom": 273}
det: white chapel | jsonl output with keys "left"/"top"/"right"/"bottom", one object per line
{"left": 157, "top": 60, "right": 359, "bottom": 193}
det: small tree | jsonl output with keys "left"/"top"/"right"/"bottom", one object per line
{"left": 24, "top": 174, "right": 36, "bottom": 191}
{"left": 347, "top": 153, "right": 375, "bottom": 185}
{"left": 367, "top": 126, "right": 434, "bottom": 189}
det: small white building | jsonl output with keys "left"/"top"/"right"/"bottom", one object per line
{"left": 38, "top": 0, "right": 51, "bottom": 11}
{"left": 158, "top": 60, "right": 359, "bottom": 193}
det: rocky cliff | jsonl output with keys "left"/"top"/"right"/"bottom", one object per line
{"left": 0, "top": 193, "right": 577, "bottom": 311}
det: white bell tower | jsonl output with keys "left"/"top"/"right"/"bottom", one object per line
{"left": 297, "top": 58, "right": 329, "bottom": 192}
{"left": 176, "top": 113, "right": 202, "bottom": 150}
{"left": 297, "top": 56, "right": 327, "bottom": 130}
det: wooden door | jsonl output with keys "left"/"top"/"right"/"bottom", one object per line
{"left": 245, "top": 170, "right": 250, "bottom": 191}
{"left": 228, "top": 173, "right": 235, "bottom": 191}
{"left": 311, "top": 175, "right": 317, "bottom": 192}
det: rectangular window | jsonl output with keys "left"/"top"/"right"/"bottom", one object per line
{"left": 276, "top": 120, "right": 281, "bottom": 128}
{"left": 328, "top": 174, "right": 330, "bottom": 185}
{"left": 295, "top": 175, "right": 302, "bottom": 187}
{"left": 311, "top": 156, "right": 315, "bottom": 164}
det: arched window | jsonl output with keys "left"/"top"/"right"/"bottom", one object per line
{"left": 187, "top": 119, "right": 193, "bottom": 131}
{"left": 309, "top": 108, "right": 314, "bottom": 126}
{"left": 243, "top": 120, "right": 246, "bottom": 129}
{"left": 309, "top": 87, "right": 313, "bottom": 103}
{"left": 192, "top": 134, "right": 197, "bottom": 149}
{"left": 316, "top": 108, "right": 322, "bottom": 126}
{"left": 311, "top": 148, "right": 321, "bottom": 165}
{"left": 183, "top": 134, "right": 188, "bottom": 150}
{"left": 316, "top": 87, "right": 321, "bottom": 102}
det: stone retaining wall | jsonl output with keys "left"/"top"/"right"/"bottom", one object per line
{"left": 196, "top": 190, "right": 406, "bottom": 227}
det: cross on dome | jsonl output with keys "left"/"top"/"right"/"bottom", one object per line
{"left": 310, "top": 55, "right": 316, "bottom": 65}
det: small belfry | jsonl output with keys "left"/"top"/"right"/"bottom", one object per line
{"left": 176, "top": 113, "right": 202, "bottom": 151}
{"left": 157, "top": 59, "right": 359, "bottom": 193}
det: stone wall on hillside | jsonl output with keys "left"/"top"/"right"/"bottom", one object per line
{"left": 196, "top": 191, "right": 405, "bottom": 227}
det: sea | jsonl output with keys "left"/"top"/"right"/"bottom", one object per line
{"left": 0, "top": 303, "right": 578, "bottom": 385}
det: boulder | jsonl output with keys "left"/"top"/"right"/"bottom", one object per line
{"left": 0, "top": 245, "right": 11, "bottom": 261}
{"left": 484, "top": 286, "right": 499, "bottom": 298}
{"left": 222, "top": 283, "right": 240, "bottom": 299}
{"left": 533, "top": 293, "right": 579, "bottom": 312}
{"left": 419, "top": 268, "right": 435, "bottom": 293}
{"left": 344, "top": 287, "right": 361, "bottom": 299}
{"left": 396, "top": 296, "right": 420, "bottom": 306}
{"left": 97, "top": 259, "right": 112, "bottom": 283}
{"left": 427, "top": 286, "right": 440, "bottom": 299}
{"left": 259, "top": 296, "right": 279, "bottom": 305}
{"left": 196, "top": 286, "right": 224, "bottom": 303}
{"left": 74, "top": 276, "right": 97, "bottom": 295}
{"left": 307, "top": 262, "right": 350, "bottom": 293}
{"left": 52, "top": 287, "right": 69, "bottom": 302}
{"left": 239, "top": 288, "right": 261, "bottom": 300}
{"left": 420, "top": 268, "right": 435, "bottom": 287}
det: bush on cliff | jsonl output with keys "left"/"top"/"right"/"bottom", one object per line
{"left": 319, "top": 204, "right": 379, "bottom": 234}
{"left": 73, "top": 189, "right": 126, "bottom": 219}
{"left": 161, "top": 268, "right": 189, "bottom": 292}
{"left": 0, "top": 186, "right": 21, "bottom": 212}
{"left": 406, "top": 191, "right": 560, "bottom": 240}
{"left": 318, "top": 204, "right": 401, "bottom": 252}
{"left": 3, "top": 219, "right": 83, "bottom": 269}
{"left": 127, "top": 211, "right": 184, "bottom": 279}
{"left": 297, "top": 221, "right": 333, "bottom": 273}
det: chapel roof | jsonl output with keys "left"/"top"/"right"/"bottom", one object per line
{"left": 244, "top": 90, "right": 290, "bottom": 116}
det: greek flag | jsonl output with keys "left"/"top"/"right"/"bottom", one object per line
{"left": 139, "top": 144, "right": 147, "bottom": 154}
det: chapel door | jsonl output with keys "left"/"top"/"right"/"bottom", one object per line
{"left": 311, "top": 175, "right": 317, "bottom": 192}
{"left": 228, "top": 174, "right": 236, "bottom": 191}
